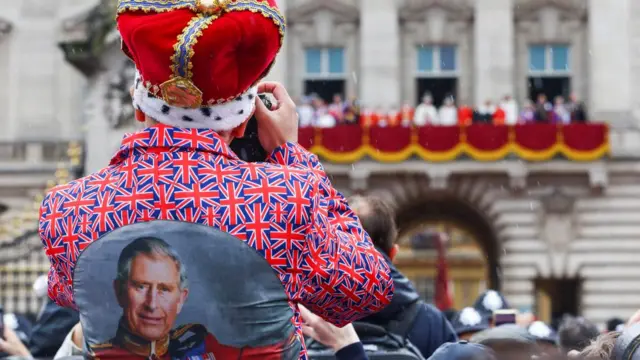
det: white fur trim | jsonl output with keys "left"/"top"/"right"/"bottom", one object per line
{"left": 529, "top": 321, "right": 552, "bottom": 338}
{"left": 482, "top": 290, "right": 504, "bottom": 311}
{"left": 132, "top": 71, "right": 257, "bottom": 131}
{"left": 459, "top": 307, "right": 482, "bottom": 326}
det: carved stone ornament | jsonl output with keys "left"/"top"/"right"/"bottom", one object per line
{"left": 105, "top": 61, "right": 137, "bottom": 129}
{"left": 540, "top": 188, "right": 575, "bottom": 214}
{"left": 287, "top": 0, "right": 359, "bottom": 25}
{"left": 400, "top": 0, "right": 473, "bottom": 22}
{"left": 514, "top": 0, "right": 588, "bottom": 22}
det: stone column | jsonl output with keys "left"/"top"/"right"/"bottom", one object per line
{"left": 473, "top": 0, "right": 514, "bottom": 106}
{"left": 359, "top": 0, "right": 400, "bottom": 108}
{"left": 589, "top": 0, "right": 632, "bottom": 126}
{"left": 264, "top": 0, "right": 288, "bottom": 86}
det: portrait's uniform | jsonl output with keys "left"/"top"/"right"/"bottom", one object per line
{"left": 91, "top": 322, "right": 295, "bottom": 360}
{"left": 38, "top": 1, "right": 394, "bottom": 359}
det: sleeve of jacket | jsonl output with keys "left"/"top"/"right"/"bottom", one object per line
{"left": 268, "top": 143, "right": 394, "bottom": 327}
{"left": 38, "top": 191, "right": 76, "bottom": 309}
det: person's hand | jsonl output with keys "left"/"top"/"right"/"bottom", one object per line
{"left": 0, "top": 326, "right": 31, "bottom": 358}
{"left": 254, "top": 82, "right": 299, "bottom": 153}
{"left": 299, "top": 304, "right": 360, "bottom": 353}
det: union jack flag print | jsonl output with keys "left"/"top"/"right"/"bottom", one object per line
{"left": 38, "top": 124, "right": 394, "bottom": 359}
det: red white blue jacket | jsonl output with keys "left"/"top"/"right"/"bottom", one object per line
{"left": 38, "top": 124, "right": 393, "bottom": 354}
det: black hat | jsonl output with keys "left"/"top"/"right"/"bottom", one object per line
{"left": 428, "top": 341, "right": 496, "bottom": 360}
{"left": 473, "top": 290, "right": 510, "bottom": 317}
{"left": 528, "top": 321, "right": 558, "bottom": 345}
{"left": 452, "top": 307, "right": 490, "bottom": 337}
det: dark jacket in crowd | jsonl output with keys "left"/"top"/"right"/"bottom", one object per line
{"left": 28, "top": 299, "right": 79, "bottom": 358}
{"left": 361, "top": 253, "right": 458, "bottom": 358}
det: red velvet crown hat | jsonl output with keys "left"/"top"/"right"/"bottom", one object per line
{"left": 116, "top": 0, "right": 285, "bottom": 130}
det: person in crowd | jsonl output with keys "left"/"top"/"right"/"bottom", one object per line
{"left": 328, "top": 94, "right": 345, "bottom": 124}
{"left": 519, "top": 99, "right": 536, "bottom": 123}
{"left": 470, "top": 324, "right": 539, "bottom": 360}
{"left": 312, "top": 97, "right": 332, "bottom": 127}
{"left": 428, "top": 341, "right": 497, "bottom": 360}
{"left": 493, "top": 104, "right": 506, "bottom": 125}
{"left": 54, "top": 322, "right": 84, "bottom": 359}
{"left": 473, "top": 290, "right": 510, "bottom": 321}
{"left": 451, "top": 307, "right": 490, "bottom": 341}
{"left": 501, "top": 94, "right": 519, "bottom": 125}
{"left": 299, "top": 305, "right": 368, "bottom": 360}
{"left": 535, "top": 94, "right": 553, "bottom": 123}
{"left": 458, "top": 103, "right": 474, "bottom": 126}
{"left": 439, "top": 96, "right": 458, "bottom": 126}
{"left": 37, "top": 2, "right": 394, "bottom": 359}
{"left": 297, "top": 96, "right": 315, "bottom": 128}
{"left": 376, "top": 106, "right": 390, "bottom": 127}
{"left": 606, "top": 317, "right": 626, "bottom": 333}
{"left": 554, "top": 96, "right": 571, "bottom": 124}
{"left": 476, "top": 100, "right": 496, "bottom": 124}
{"left": 569, "top": 93, "right": 588, "bottom": 123}
{"left": 360, "top": 106, "right": 376, "bottom": 128}
{"left": 385, "top": 105, "right": 401, "bottom": 127}
{"left": 528, "top": 321, "right": 560, "bottom": 357}
{"left": 414, "top": 94, "right": 439, "bottom": 126}
{"left": 401, "top": 101, "right": 415, "bottom": 127}
{"left": 572, "top": 331, "right": 620, "bottom": 359}
{"left": 343, "top": 96, "right": 360, "bottom": 125}
{"left": 348, "top": 194, "right": 458, "bottom": 358}
{"left": 558, "top": 316, "right": 600, "bottom": 355}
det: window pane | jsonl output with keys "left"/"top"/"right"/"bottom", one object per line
{"left": 305, "top": 48, "right": 322, "bottom": 74}
{"left": 551, "top": 45, "right": 570, "bottom": 71}
{"left": 529, "top": 45, "right": 546, "bottom": 71}
{"left": 417, "top": 46, "right": 434, "bottom": 72}
{"left": 440, "top": 46, "right": 457, "bottom": 71}
{"left": 328, "top": 48, "right": 344, "bottom": 74}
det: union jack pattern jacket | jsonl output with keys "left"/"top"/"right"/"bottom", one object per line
{"left": 38, "top": 124, "right": 393, "bottom": 354}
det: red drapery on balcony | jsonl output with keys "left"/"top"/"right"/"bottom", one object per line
{"left": 298, "top": 124, "right": 610, "bottom": 163}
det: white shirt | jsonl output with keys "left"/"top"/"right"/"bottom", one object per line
{"left": 414, "top": 104, "right": 439, "bottom": 126}
{"left": 501, "top": 100, "right": 519, "bottom": 125}
{"left": 297, "top": 104, "right": 314, "bottom": 128}
{"left": 438, "top": 106, "right": 458, "bottom": 126}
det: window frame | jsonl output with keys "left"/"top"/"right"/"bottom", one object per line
{"left": 416, "top": 45, "right": 459, "bottom": 78}
{"left": 304, "top": 47, "right": 346, "bottom": 80}
{"left": 528, "top": 44, "right": 571, "bottom": 77}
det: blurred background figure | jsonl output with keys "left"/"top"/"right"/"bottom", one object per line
{"left": 414, "top": 94, "right": 439, "bottom": 126}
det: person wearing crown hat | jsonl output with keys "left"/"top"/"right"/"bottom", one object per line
{"left": 38, "top": 1, "right": 394, "bottom": 359}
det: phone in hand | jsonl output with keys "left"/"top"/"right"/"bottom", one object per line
{"left": 493, "top": 309, "right": 518, "bottom": 327}
{"left": 230, "top": 94, "right": 273, "bottom": 163}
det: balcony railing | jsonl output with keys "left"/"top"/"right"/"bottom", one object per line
{"left": 298, "top": 124, "right": 610, "bottom": 163}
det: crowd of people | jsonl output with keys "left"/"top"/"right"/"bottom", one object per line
{"left": 296, "top": 93, "right": 589, "bottom": 128}
{"left": 0, "top": 193, "right": 637, "bottom": 360}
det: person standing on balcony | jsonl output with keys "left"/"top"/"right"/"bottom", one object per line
{"left": 439, "top": 96, "right": 458, "bottom": 126}
{"left": 37, "top": 1, "right": 394, "bottom": 359}
{"left": 414, "top": 94, "right": 439, "bottom": 126}
{"left": 500, "top": 95, "right": 519, "bottom": 126}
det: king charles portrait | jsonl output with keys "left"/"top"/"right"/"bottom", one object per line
{"left": 89, "top": 237, "right": 297, "bottom": 360}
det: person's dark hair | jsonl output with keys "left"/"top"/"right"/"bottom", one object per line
{"left": 348, "top": 195, "right": 397, "bottom": 256}
{"left": 558, "top": 315, "right": 601, "bottom": 353}
{"left": 606, "top": 318, "right": 625, "bottom": 332}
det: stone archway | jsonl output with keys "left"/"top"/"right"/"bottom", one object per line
{"left": 366, "top": 174, "right": 504, "bottom": 308}
{"left": 394, "top": 194, "right": 501, "bottom": 290}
